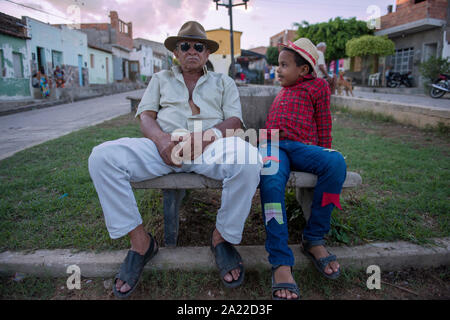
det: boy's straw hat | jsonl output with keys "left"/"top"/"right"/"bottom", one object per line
{"left": 279, "top": 38, "right": 319, "bottom": 69}
{"left": 164, "top": 21, "right": 219, "bottom": 53}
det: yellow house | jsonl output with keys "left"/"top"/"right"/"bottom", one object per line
{"left": 206, "top": 28, "right": 242, "bottom": 75}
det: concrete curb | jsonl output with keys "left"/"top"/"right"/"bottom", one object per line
{"left": 0, "top": 238, "right": 449, "bottom": 278}
{"left": 331, "top": 95, "right": 450, "bottom": 128}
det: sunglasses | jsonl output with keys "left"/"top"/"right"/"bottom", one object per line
{"left": 178, "top": 42, "right": 206, "bottom": 53}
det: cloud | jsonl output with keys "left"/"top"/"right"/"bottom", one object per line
{"left": 36, "top": 0, "right": 212, "bottom": 39}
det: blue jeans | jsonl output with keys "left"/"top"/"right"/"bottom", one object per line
{"left": 259, "top": 140, "right": 347, "bottom": 267}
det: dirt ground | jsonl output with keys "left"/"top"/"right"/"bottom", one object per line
{"left": 1, "top": 266, "right": 448, "bottom": 300}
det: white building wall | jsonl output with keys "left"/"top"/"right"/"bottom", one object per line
{"left": 443, "top": 31, "right": 450, "bottom": 59}
{"left": 208, "top": 53, "right": 232, "bottom": 75}
{"left": 88, "top": 47, "right": 113, "bottom": 84}
{"left": 130, "top": 45, "right": 153, "bottom": 77}
{"left": 25, "top": 17, "right": 88, "bottom": 73}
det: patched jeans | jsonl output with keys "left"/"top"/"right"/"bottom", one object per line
{"left": 259, "top": 139, "right": 347, "bottom": 267}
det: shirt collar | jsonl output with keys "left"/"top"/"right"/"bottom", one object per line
{"left": 295, "top": 74, "right": 315, "bottom": 85}
{"left": 172, "top": 65, "right": 208, "bottom": 77}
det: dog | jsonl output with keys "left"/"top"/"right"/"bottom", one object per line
{"left": 336, "top": 70, "right": 353, "bottom": 96}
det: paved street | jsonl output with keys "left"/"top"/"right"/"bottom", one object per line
{"left": 352, "top": 88, "right": 450, "bottom": 110}
{"left": 0, "top": 89, "right": 145, "bottom": 161}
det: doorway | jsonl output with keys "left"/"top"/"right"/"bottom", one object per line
{"left": 78, "top": 54, "right": 84, "bottom": 86}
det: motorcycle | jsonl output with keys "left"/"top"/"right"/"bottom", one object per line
{"left": 386, "top": 71, "right": 413, "bottom": 88}
{"left": 429, "top": 74, "right": 450, "bottom": 99}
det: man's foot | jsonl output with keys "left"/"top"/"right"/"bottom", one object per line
{"left": 272, "top": 266, "right": 299, "bottom": 300}
{"left": 116, "top": 226, "right": 155, "bottom": 294}
{"left": 306, "top": 245, "right": 340, "bottom": 276}
{"left": 211, "top": 228, "right": 243, "bottom": 285}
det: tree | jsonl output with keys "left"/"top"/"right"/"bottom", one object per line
{"left": 346, "top": 35, "right": 395, "bottom": 58}
{"left": 346, "top": 35, "right": 395, "bottom": 73}
{"left": 266, "top": 46, "right": 279, "bottom": 66}
{"left": 419, "top": 56, "right": 450, "bottom": 89}
{"left": 294, "top": 17, "right": 372, "bottom": 62}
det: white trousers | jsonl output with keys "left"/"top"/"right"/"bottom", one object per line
{"left": 88, "top": 136, "right": 263, "bottom": 244}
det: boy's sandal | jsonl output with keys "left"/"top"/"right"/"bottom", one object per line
{"left": 271, "top": 266, "right": 301, "bottom": 300}
{"left": 210, "top": 239, "right": 245, "bottom": 288}
{"left": 301, "top": 238, "right": 340, "bottom": 280}
{"left": 113, "top": 233, "right": 158, "bottom": 299}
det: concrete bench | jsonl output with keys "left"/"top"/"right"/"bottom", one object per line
{"left": 131, "top": 172, "right": 361, "bottom": 247}
{"left": 127, "top": 87, "right": 362, "bottom": 247}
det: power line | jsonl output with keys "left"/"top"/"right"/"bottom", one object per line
{"left": 2, "top": 0, "right": 79, "bottom": 23}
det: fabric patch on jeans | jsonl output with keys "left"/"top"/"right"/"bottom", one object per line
{"left": 264, "top": 203, "right": 284, "bottom": 225}
{"left": 321, "top": 192, "right": 343, "bottom": 210}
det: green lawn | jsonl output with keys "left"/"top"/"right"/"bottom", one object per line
{"left": 0, "top": 110, "right": 448, "bottom": 252}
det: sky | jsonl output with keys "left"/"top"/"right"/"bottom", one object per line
{"left": 0, "top": 0, "right": 396, "bottom": 49}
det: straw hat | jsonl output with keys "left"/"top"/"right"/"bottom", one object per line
{"left": 279, "top": 38, "right": 319, "bottom": 68}
{"left": 164, "top": 21, "right": 219, "bottom": 53}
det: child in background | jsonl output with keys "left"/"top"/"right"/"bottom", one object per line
{"left": 259, "top": 38, "right": 347, "bottom": 300}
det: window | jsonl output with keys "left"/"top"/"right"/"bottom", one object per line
{"left": 387, "top": 48, "right": 414, "bottom": 73}
{"left": 414, "top": 0, "right": 426, "bottom": 4}
{"left": 51, "top": 50, "right": 63, "bottom": 69}
{"left": 90, "top": 54, "right": 95, "bottom": 68}
{"left": 12, "top": 52, "right": 23, "bottom": 78}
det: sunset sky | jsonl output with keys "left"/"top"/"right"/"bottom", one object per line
{"left": 1, "top": 0, "right": 396, "bottom": 49}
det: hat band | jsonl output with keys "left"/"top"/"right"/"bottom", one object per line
{"left": 288, "top": 41, "right": 316, "bottom": 66}
{"left": 179, "top": 34, "right": 207, "bottom": 40}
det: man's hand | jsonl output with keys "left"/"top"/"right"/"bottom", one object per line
{"left": 155, "top": 133, "right": 184, "bottom": 167}
{"left": 177, "top": 129, "right": 218, "bottom": 161}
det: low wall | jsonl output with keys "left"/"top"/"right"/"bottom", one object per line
{"left": 332, "top": 95, "right": 450, "bottom": 128}
{"left": 55, "top": 82, "right": 145, "bottom": 102}
{"left": 238, "top": 85, "right": 281, "bottom": 130}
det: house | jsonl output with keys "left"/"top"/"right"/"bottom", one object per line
{"left": 132, "top": 38, "right": 173, "bottom": 82}
{"left": 206, "top": 28, "right": 242, "bottom": 75}
{"left": 27, "top": 16, "right": 89, "bottom": 88}
{"left": 0, "top": 12, "right": 32, "bottom": 100}
{"left": 78, "top": 11, "right": 136, "bottom": 82}
{"left": 269, "top": 30, "right": 296, "bottom": 47}
{"left": 375, "top": 0, "right": 449, "bottom": 87}
{"left": 88, "top": 45, "right": 113, "bottom": 84}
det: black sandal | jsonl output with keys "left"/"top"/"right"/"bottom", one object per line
{"left": 271, "top": 266, "right": 301, "bottom": 300}
{"left": 301, "top": 237, "right": 340, "bottom": 280}
{"left": 210, "top": 240, "right": 245, "bottom": 288}
{"left": 113, "top": 233, "right": 158, "bottom": 299}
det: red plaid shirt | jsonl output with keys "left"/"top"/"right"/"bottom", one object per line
{"left": 264, "top": 74, "right": 332, "bottom": 148}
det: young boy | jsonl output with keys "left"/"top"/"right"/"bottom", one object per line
{"left": 259, "top": 38, "right": 347, "bottom": 300}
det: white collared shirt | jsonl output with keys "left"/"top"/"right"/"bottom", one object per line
{"left": 135, "top": 66, "right": 244, "bottom": 133}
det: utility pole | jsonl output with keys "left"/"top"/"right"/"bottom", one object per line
{"left": 214, "top": 0, "right": 249, "bottom": 79}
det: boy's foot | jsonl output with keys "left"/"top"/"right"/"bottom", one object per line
{"left": 306, "top": 245, "right": 340, "bottom": 275}
{"left": 272, "top": 266, "right": 299, "bottom": 300}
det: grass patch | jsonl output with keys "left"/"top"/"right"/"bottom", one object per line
{"left": 1, "top": 266, "right": 449, "bottom": 300}
{"left": 0, "top": 111, "right": 449, "bottom": 251}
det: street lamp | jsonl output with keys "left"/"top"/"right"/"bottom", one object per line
{"left": 213, "top": 0, "right": 249, "bottom": 79}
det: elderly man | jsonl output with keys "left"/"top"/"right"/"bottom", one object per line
{"left": 88, "top": 21, "right": 262, "bottom": 298}
{"left": 315, "top": 42, "right": 336, "bottom": 94}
